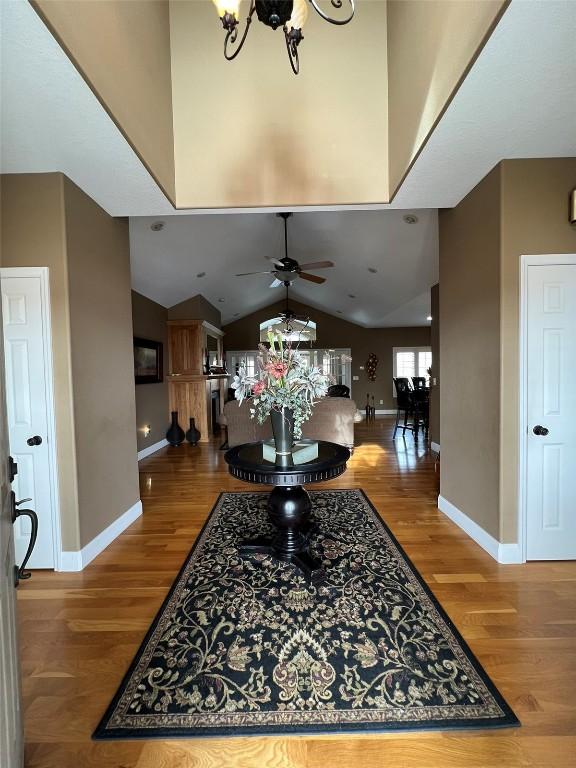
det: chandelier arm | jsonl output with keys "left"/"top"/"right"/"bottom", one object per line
{"left": 308, "top": 0, "right": 355, "bottom": 25}
{"left": 284, "top": 27, "right": 300, "bottom": 75}
{"left": 224, "top": 0, "right": 256, "bottom": 61}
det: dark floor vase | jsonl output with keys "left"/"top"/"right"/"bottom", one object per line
{"left": 270, "top": 407, "right": 294, "bottom": 459}
{"left": 166, "top": 411, "right": 185, "bottom": 446}
{"left": 186, "top": 418, "right": 201, "bottom": 446}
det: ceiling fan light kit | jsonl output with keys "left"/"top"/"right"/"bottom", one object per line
{"left": 212, "top": 0, "right": 355, "bottom": 74}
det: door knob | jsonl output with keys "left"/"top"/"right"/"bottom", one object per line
{"left": 532, "top": 425, "right": 549, "bottom": 436}
{"left": 26, "top": 435, "right": 42, "bottom": 446}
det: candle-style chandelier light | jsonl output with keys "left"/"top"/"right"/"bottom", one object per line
{"left": 212, "top": 0, "right": 355, "bottom": 74}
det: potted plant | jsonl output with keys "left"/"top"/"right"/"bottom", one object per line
{"left": 231, "top": 331, "right": 330, "bottom": 456}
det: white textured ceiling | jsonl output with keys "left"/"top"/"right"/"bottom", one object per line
{"left": 130, "top": 209, "right": 439, "bottom": 326}
{"left": 1, "top": 0, "right": 575, "bottom": 326}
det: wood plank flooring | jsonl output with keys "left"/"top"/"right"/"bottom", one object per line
{"left": 17, "top": 418, "right": 576, "bottom": 767}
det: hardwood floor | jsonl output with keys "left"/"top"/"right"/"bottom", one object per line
{"left": 18, "top": 418, "right": 576, "bottom": 767}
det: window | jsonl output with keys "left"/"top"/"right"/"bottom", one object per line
{"left": 226, "top": 348, "right": 352, "bottom": 390}
{"left": 392, "top": 346, "right": 432, "bottom": 395}
{"left": 226, "top": 351, "right": 259, "bottom": 379}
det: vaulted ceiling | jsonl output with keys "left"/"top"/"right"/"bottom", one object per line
{"left": 130, "top": 209, "right": 438, "bottom": 326}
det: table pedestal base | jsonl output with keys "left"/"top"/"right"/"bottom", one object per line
{"left": 238, "top": 485, "right": 325, "bottom": 584}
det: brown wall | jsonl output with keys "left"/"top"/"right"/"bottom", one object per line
{"left": 132, "top": 291, "right": 169, "bottom": 451}
{"left": 63, "top": 178, "right": 139, "bottom": 547}
{"left": 31, "top": 0, "right": 176, "bottom": 204}
{"left": 387, "top": 0, "right": 507, "bottom": 197}
{"left": 429, "top": 283, "right": 440, "bottom": 446}
{"left": 1, "top": 173, "right": 139, "bottom": 551}
{"left": 439, "top": 165, "right": 502, "bottom": 539}
{"left": 439, "top": 158, "right": 576, "bottom": 544}
{"left": 167, "top": 294, "right": 221, "bottom": 328}
{"left": 499, "top": 158, "right": 576, "bottom": 541}
{"left": 223, "top": 299, "right": 431, "bottom": 409}
{"left": 1, "top": 173, "right": 80, "bottom": 549}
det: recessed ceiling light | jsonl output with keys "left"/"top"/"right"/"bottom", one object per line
{"left": 196, "top": 271, "right": 206, "bottom": 278}
{"left": 403, "top": 214, "right": 418, "bottom": 225}
{"left": 427, "top": 315, "right": 433, "bottom": 321}
{"left": 368, "top": 267, "right": 378, "bottom": 274}
{"left": 150, "top": 221, "right": 165, "bottom": 231}
{"left": 348, "top": 294, "right": 356, "bottom": 299}
{"left": 218, "top": 298, "right": 225, "bottom": 303}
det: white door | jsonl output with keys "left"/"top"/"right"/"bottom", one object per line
{"left": 1, "top": 273, "right": 55, "bottom": 569}
{"left": 526, "top": 261, "right": 576, "bottom": 560}
{"left": 0, "top": 290, "right": 24, "bottom": 767}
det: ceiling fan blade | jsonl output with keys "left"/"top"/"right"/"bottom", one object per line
{"left": 270, "top": 279, "right": 283, "bottom": 288}
{"left": 235, "top": 271, "right": 275, "bottom": 277}
{"left": 299, "top": 272, "right": 326, "bottom": 284}
{"left": 265, "top": 255, "right": 285, "bottom": 267}
{"left": 298, "top": 260, "right": 334, "bottom": 270}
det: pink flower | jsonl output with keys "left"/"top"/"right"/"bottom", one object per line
{"left": 265, "top": 362, "right": 288, "bottom": 380}
{"left": 252, "top": 380, "right": 266, "bottom": 396}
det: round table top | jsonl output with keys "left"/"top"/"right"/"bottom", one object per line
{"left": 224, "top": 440, "right": 350, "bottom": 487}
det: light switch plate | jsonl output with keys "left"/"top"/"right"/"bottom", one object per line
{"left": 353, "top": 375, "right": 359, "bottom": 381}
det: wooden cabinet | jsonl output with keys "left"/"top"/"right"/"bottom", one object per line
{"left": 167, "top": 320, "right": 227, "bottom": 443}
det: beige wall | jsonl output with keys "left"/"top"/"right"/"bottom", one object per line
{"left": 499, "top": 158, "right": 576, "bottom": 542}
{"left": 429, "top": 283, "right": 440, "bottom": 446}
{"left": 169, "top": 0, "right": 389, "bottom": 208}
{"left": 30, "top": 0, "right": 511, "bottom": 209}
{"left": 31, "top": 0, "right": 176, "bottom": 204}
{"left": 387, "top": 0, "right": 507, "bottom": 197}
{"left": 63, "top": 178, "right": 139, "bottom": 548}
{"left": 1, "top": 173, "right": 80, "bottom": 549}
{"left": 439, "top": 158, "right": 576, "bottom": 545}
{"left": 168, "top": 293, "right": 221, "bottom": 328}
{"left": 1, "top": 173, "right": 139, "bottom": 552}
{"left": 224, "top": 299, "right": 430, "bottom": 409}
{"left": 132, "top": 291, "right": 169, "bottom": 452}
{"left": 439, "top": 165, "right": 501, "bottom": 539}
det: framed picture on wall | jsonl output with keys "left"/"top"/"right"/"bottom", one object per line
{"left": 134, "top": 337, "right": 163, "bottom": 384}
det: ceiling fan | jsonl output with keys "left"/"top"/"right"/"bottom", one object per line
{"left": 235, "top": 212, "right": 334, "bottom": 288}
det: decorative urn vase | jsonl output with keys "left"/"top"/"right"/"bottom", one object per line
{"left": 166, "top": 411, "right": 185, "bottom": 446}
{"left": 270, "top": 407, "right": 295, "bottom": 458}
{"left": 186, "top": 417, "right": 201, "bottom": 446}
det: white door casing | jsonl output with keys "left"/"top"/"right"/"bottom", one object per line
{"left": 522, "top": 257, "right": 576, "bottom": 561}
{"left": 0, "top": 283, "right": 24, "bottom": 767}
{"left": 1, "top": 269, "right": 60, "bottom": 570}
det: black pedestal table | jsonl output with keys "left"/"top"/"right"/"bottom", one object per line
{"left": 224, "top": 440, "right": 350, "bottom": 584}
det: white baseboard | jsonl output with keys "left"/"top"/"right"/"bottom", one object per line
{"left": 437, "top": 495, "right": 523, "bottom": 564}
{"left": 138, "top": 438, "right": 168, "bottom": 461}
{"left": 58, "top": 500, "right": 143, "bottom": 571}
{"left": 362, "top": 410, "right": 396, "bottom": 417}
{"left": 431, "top": 441, "right": 441, "bottom": 454}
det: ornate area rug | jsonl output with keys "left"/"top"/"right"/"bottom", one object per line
{"left": 94, "top": 490, "right": 519, "bottom": 739}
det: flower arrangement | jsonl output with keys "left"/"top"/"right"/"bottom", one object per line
{"left": 231, "top": 331, "right": 330, "bottom": 439}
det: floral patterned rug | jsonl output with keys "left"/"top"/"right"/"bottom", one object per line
{"left": 94, "top": 490, "right": 519, "bottom": 739}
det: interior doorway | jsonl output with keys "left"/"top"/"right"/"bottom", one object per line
{"left": 520, "top": 254, "right": 576, "bottom": 560}
{"left": 0, "top": 267, "right": 61, "bottom": 570}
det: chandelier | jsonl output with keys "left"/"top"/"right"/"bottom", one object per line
{"left": 212, "top": 0, "right": 355, "bottom": 74}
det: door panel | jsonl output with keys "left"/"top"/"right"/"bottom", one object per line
{"left": 1, "top": 275, "right": 54, "bottom": 569}
{"left": 0, "top": 287, "right": 24, "bottom": 766}
{"left": 526, "top": 263, "right": 576, "bottom": 560}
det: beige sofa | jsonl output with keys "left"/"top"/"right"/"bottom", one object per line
{"left": 223, "top": 397, "right": 359, "bottom": 450}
